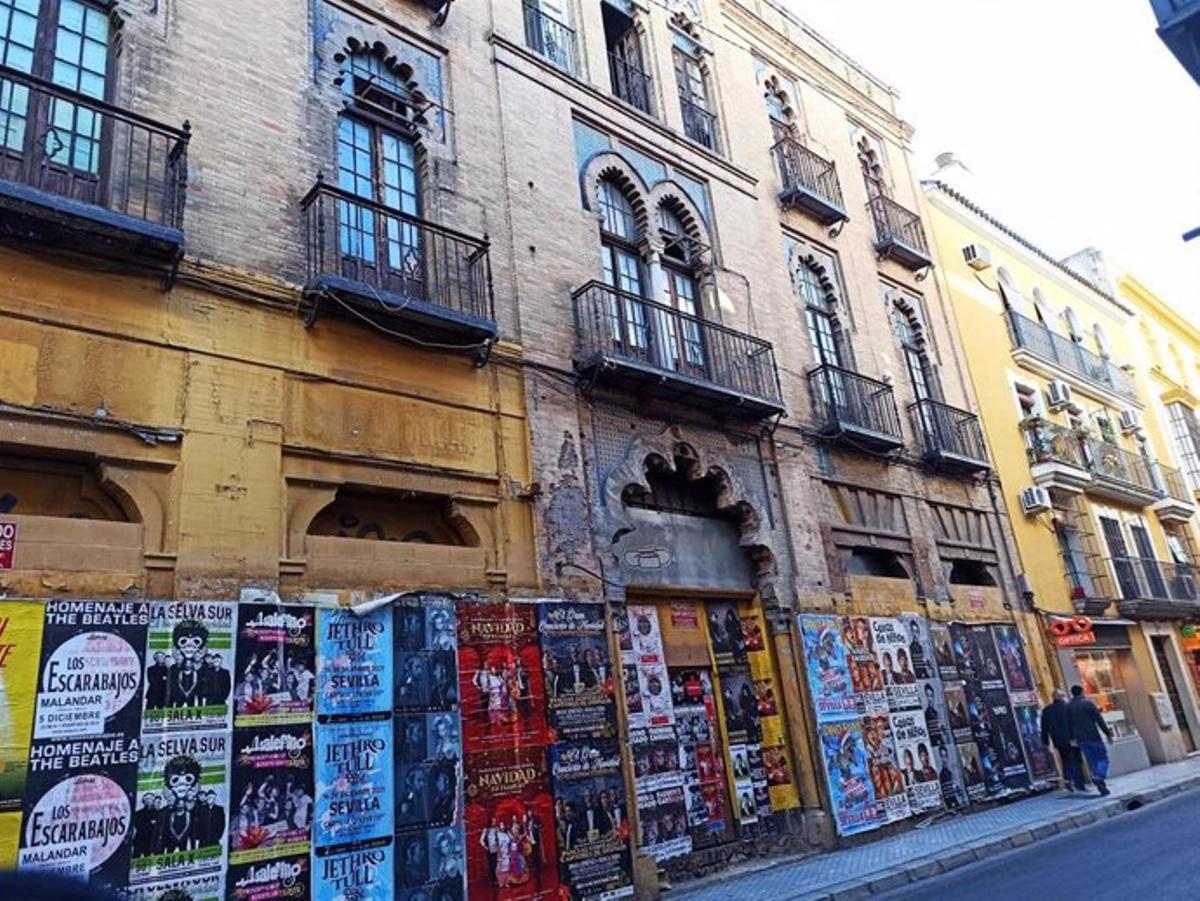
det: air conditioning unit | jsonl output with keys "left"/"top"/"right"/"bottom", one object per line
{"left": 1119, "top": 409, "right": 1140, "bottom": 433}
{"left": 1046, "top": 380, "right": 1072, "bottom": 411}
{"left": 1019, "top": 486, "right": 1053, "bottom": 516}
{"left": 962, "top": 243, "right": 992, "bottom": 271}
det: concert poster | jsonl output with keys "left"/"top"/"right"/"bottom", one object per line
{"left": 227, "top": 852, "right": 310, "bottom": 901}
{"left": 127, "top": 870, "right": 224, "bottom": 901}
{"left": 705, "top": 602, "right": 747, "bottom": 667}
{"left": 870, "top": 618, "right": 920, "bottom": 712}
{"left": 143, "top": 602, "right": 236, "bottom": 735}
{"left": 716, "top": 666, "right": 760, "bottom": 745}
{"left": 889, "top": 710, "right": 943, "bottom": 814}
{"left": 537, "top": 604, "right": 617, "bottom": 742}
{"left": 992, "top": 623, "right": 1037, "bottom": 704}
{"left": 313, "top": 717, "right": 393, "bottom": 851}
{"left": 900, "top": 615, "right": 968, "bottom": 808}
{"left": 228, "top": 724, "right": 314, "bottom": 865}
{"left": 843, "top": 615, "right": 885, "bottom": 716}
{"left": 1014, "top": 702, "right": 1059, "bottom": 783}
{"left": 817, "top": 718, "right": 879, "bottom": 837}
{"left": 316, "top": 605, "right": 393, "bottom": 719}
{"left": 798, "top": 615, "right": 858, "bottom": 722}
{"left": 314, "top": 843, "right": 395, "bottom": 901}
{"left": 396, "top": 598, "right": 460, "bottom": 718}
{"left": 397, "top": 826, "right": 465, "bottom": 901}
{"left": 18, "top": 600, "right": 149, "bottom": 888}
{"left": 669, "top": 667, "right": 727, "bottom": 837}
{"left": 464, "top": 745, "right": 559, "bottom": 901}
{"left": 634, "top": 784, "right": 691, "bottom": 862}
{"left": 128, "top": 729, "right": 230, "bottom": 894}
{"left": 0, "top": 602, "right": 43, "bottom": 816}
{"left": 739, "top": 603, "right": 798, "bottom": 814}
{"left": 861, "top": 715, "right": 909, "bottom": 823}
{"left": 928, "top": 622, "right": 959, "bottom": 682}
{"left": 232, "top": 605, "right": 316, "bottom": 727}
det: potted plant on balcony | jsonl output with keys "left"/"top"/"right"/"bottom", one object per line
{"left": 1020, "top": 415, "right": 1051, "bottom": 463}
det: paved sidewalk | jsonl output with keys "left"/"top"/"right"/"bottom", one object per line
{"left": 668, "top": 756, "right": 1200, "bottom": 901}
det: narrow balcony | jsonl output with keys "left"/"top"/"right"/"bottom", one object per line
{"left": 1152, "top": 0, "right": 1200, "bottom": 85}
{"left": 1152, "top": 464, "right": 1196, "bottom": 523}
{"left": 1024, "top": 419, "right": 1093, "bottom": 494}
{"left": 910, "top": 399, "right": 989, "bottom": 475}
{"left": 609, "top": 54, "right": 652, "bottom": 115}
{"left": 1005, "top": 309, "right": 1140, "bottom": 404}
{"left": 301, "top": 178, "right": 497, "bottom": 352}
{"left": 523, "top": 2, "right": 578, "bottom": 74}
{"left": 573, "top": 280, "right": 784, "bottom": 420}
{"left": 867, "top": 195, "right": 932, "bottom": 271}
{"left": 1110, "top": 555, "right": 1200, "bottom": 620}
{"left": 0, "top": 65, "right": 189, "bottom": 279}
{"left": 806, "top": 364, "right": 904, "bottom": 453}
{"left": 679, "top": 96, "right": 718, "bottom": 152}
{"left": 1085, "top": 438, "right": 1163, "bottom": 507}
{"left": 772, "top": 136, "right": 847, "bottom": 226}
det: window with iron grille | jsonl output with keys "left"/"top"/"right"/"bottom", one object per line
{"left": 673, "top": 48, "right": 717, "bottom": 152}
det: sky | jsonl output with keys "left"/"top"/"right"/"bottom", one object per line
{"left": 785, "top": 0, "right": 1200, "bottom": 313}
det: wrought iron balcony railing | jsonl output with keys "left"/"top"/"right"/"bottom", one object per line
{"left": 1024, "top": 419, "right": 1089, "bottom": 469}
{"left": 523, "top": 3, "right": 578, "bottom": 74}
{"left": 679, "top": 96, "right": 718, "bottom": 152}
{"left": 910, "top": 398, "right": 989, "bottom": 473}
{"left": 867, "top": 194, "right": 931, "bottom": 270}
{"left": 573, "top": 280, "right": 783, "bottom": 418}
{"left": 1161, "top": 463, "right": 1193, "bottom": 506}
{"left": 1005, "top": 309, "right": 1139, "bottom": 402}
{"left": 609, "top": 54, "right": 652, "bottom": 115}
{"left": 771, "top": 136, "right": 846, "bottom": 225}
{"left": 301, "top": 178, "right": 496, "bottom": 346}
{"left": 1086, "top": 438, "right": 1161, "bottom": 500}
{"left": 1109, "top": 556, "right": 1198, "bottom": 603}
{"left": 0, "top": 64, "right": 189, "bottom": 268}
{"left": 807, "top": 364, "right": 903, "bottom": 450}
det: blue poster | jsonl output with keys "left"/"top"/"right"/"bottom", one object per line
{"left": 798, "top": 615, "right": 858, "bottom": 722}
{"left": 313, "top": 717, "right": 395, "bottom": 850}
{"left": 313, "top": 843, "right": 395, "bottom": 901}
{"left": 819, "top": 718, "right": 880, "bottom": 837}
{"left": 316, "top": 606, "right": 393, "bottom": 718}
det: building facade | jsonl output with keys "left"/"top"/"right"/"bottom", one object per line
{"left": 0, "top": 0, "right": 1054, "bottom": 896}
{"left": 924, "top": 171, "right": 1200, "bottom": 775}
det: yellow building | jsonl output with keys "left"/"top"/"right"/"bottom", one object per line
{"left": 923, "top": 168, "right": 1200, "bottom": 774}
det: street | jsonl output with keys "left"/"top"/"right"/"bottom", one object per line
{"left": 881, "top": 788, "right": 1200, "bottom": 900}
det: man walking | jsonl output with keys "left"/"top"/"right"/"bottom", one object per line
{"left": 1040, "top": 689, "right": 1084, "bottom": 792}
{"left": 1067, "top": 684, "right": 1114, "bottom": 795}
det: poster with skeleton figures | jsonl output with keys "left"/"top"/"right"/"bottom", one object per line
{"left": 143, "top": 602, "right": 236, "bottom": 735}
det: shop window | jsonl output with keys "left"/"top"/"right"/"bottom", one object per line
{"left": 948, "top": 559, "right": 996, "bottom": 587}
{"left": 1074, "top": 650, "right": 1138, "bottom": 738}
{"left": 848, "top": 547, "right": 908, "bottom": 578}
{"left": 0, "top": 455, "right": 129, "bottom": 521}
{"left": 308, "top": 488, "right": 470, "bottom": 545}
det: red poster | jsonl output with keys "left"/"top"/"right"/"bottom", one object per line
{"left": 0, "top": 522, "right": 16, "bottom": 571}
{"left": 459, "top": 604, "right": 559, "bottom": 900}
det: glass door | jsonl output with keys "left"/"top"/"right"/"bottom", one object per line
{"left": 1130, "top": 523, "right": 1168, "bottom": 600}
{"left": 1152, "top": 637, "right": 1195, "bottom": 753}
{"left": 1099, "top": 516, "right": 1141, "bottom": 600}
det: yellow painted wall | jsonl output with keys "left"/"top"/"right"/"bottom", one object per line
{"left": 0, "top": 249, "right": 537, "bottom": 599}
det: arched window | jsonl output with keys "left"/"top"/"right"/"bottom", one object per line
{"left": 1030, "top": 288, "right": 1054, "bottom": 327}
{"left": 597, "top": 176, "right": 649, "bottom": 352}
{"left": 336, "top": 49, "right": 426, "bottom": 296}
{"left": 796, "top": 258, "right": 844, "bottom": 369}
{"left": 763, "top": 75, "right": 796, "bottom": 144}
{"left": 996, "top": 268, "right": 1021, "bottom": 311}
{"left": 891, "top": 301, "right": 940, "bottom": 405}
{"left": 1094, "top": 323, "right": 1113, "bottom": 359}
{"left": 855, "top": 132, "right": 887, "bottom": 199}
{"left": 658, "top": 202, "right": 706, "bottom": 375}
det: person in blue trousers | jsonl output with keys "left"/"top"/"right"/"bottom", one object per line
{"left": 1067, "top": 684, "right": 1114, "bottom": 795}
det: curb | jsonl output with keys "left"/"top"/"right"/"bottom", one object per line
{"left": 668, "top": 773, "right": 1200, "bottom": 901}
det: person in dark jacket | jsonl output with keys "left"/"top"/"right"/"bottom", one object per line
{"left": 1041, "top": 689, "right": 1085, "bottom": 791}
{"left": 1068, "top": 684, "right": 1114, "bottom": 795}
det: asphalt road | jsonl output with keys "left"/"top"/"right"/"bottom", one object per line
{"left": 881, "top": 788, "right": 1200, "bottom": 901}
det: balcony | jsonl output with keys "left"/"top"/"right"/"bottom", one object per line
{"left": 1110, "top": 556, "right": 1200, "bottom": 620}
{"left": 300, "top": 178, "right": 497, "bottom": 352}
{"left": 0, "top": 65, "right": 189, "bottom": 280}
{"left": 1152, "top": 463, "right": 1196, "bottom": 523}
{"left": 910, "top": 399, "right": 989, "bottom": 475}
{"left": 772, "top": 136, "right": 847, "bottom": 226}
{"left": 572, "top": 280, "right": 784, "bottom": 420}
{"left": 1025, "top": 419, "right": 1093, "bottom": 494}
{"left": 523, "top": 2, "right": 578, "bottom": 74}
{"left": 679, "top": 96, "right": 718, "bottom": 152}
{"left": 806, "top": 364, "right": 903, "bottom": 452}
{"left": 1153, "top": 0, "right": 1200, "bottom": 85}
{"left": 609, "top": 54, "right": 652, "bottom": 115}
{"left": 1005, "top": 309, "right": 1140, "bottom": 405}
{"left": 867, "top": 195, "right": 932, "bottom": 271}
{"left": 1085, "top": 438, "right": 1163, "bottom": 507}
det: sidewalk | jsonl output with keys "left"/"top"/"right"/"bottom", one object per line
{"left": 668, "top": 756, "right": 1200, "bottom": 901}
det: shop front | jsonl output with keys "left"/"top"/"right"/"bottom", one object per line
{"left": 1047, "top": 617, "right": 1153, "bottom": 775}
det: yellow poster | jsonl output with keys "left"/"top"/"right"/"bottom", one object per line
{"left": 739, "top": 601, "right": 800, "bottom": 813}
{"left": 0, "top": 600, "right": 44, "bottom": 867}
